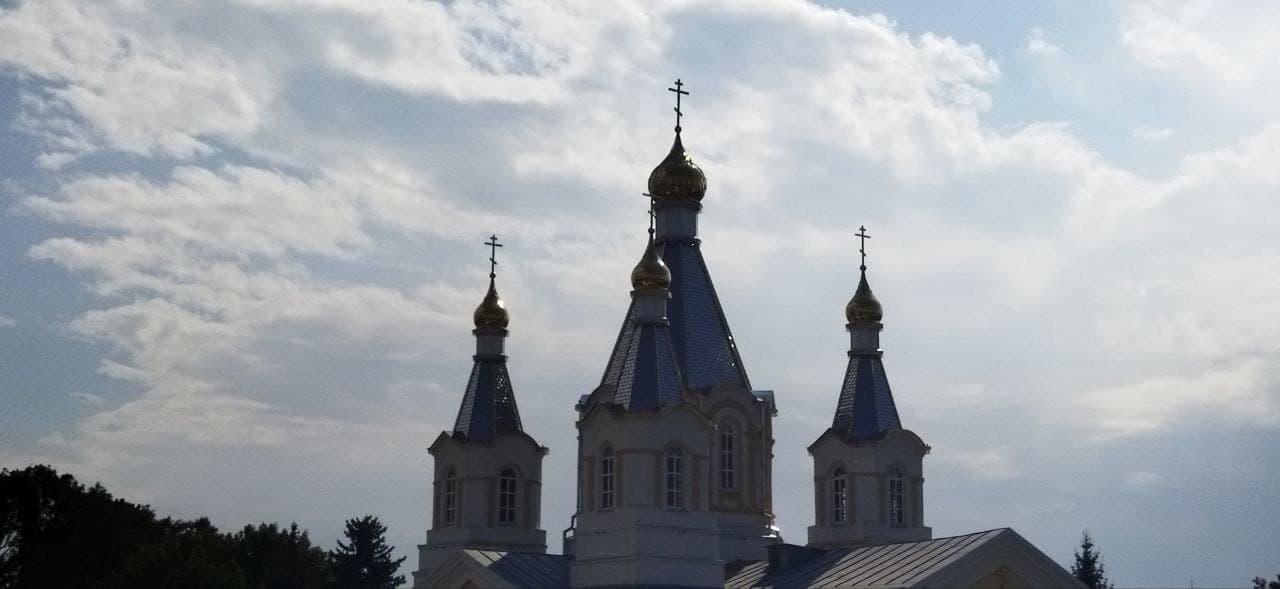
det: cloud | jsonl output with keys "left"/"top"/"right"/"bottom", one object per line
{"left": 1123, "top": 469, "right": 1162, "bottom": 489}
{"left": 1121, "top": 0, "right": 1280, "bottom": 117}
{"left": 0, "top": 0, "right": 269, "bottom": 161}
{"left": 0, "top": 315, "right": 15, "bottom": 328}
{"left": 1132, "top": 125, "right": 1172, "bottom": 142}
{"left": 938, "top": 446, "right": 1020, "bottom": 481}
{"left": 1078, "top": 360, "right": 1278, "bottom": 439}
{"left": 1026, "top": 26, "right": 1062, "bottom": 57}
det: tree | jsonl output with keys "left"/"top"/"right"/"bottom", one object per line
{"left": 106, "top": 517, "right": 247, "bottom": 589}
{"left": 1, "top": 464, "right": 336, "bottom": 589}
{"left": 329, "top": 515, "right": 405, "bottom": 589}
{"left": 235, "top": 522, "right": 333, "bottom": 589}
{"left": 0, "top": 464, "right": 171, "bottom": 588}
{"left": 1252, "top": 573, "right": 1280, "bottom": 589}
{"left": 1070, "top": 531, "right": 1114, "bottom": 589}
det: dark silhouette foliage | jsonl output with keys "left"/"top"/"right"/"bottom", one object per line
{"left": 0, "top": 465, "right": 370, "bottom": 589}
{"left": 107, "top": 517, "right": 247, "bottom": 589}
{"left": 329, "top": 515, "right": 405, "bottom": 589}
{"left": 235, "top": 522, "right": 333, "bottom": 589}
{"left": 1, "top": 464, "right": 173, "bottom": 588}
{"left": 1070, "top": 530, "right": 1114, "bottom": 589}
{"left": 1252, "top": 573, "right": 1280, "bottom": 589}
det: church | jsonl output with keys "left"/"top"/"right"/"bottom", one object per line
{"left": 411, "top": 82, "right": 1083, "bottom": 589}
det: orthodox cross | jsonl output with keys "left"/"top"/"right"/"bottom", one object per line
{"left": 668, "top": 78, "right": 689, "bottom": 133}
{"left": 994, "top": 565, "right": 1012, "bottom": 589}
{"left": 484, "top": 234, "right": 503, "bottom": 279}
{"left": 646, "top": 193, "right": 656, "bottom": 236}
{"left": 855, "top": 225, "right": 870, "bottom": 270}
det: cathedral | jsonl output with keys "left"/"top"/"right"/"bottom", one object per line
{"left": 411, "top": 83, "right": 1082, "bottom": 589}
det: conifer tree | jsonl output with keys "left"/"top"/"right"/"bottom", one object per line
{"left": 329, "top": 515, "right": 405, "bottom": 589}
{"left": 1070, "top": 531, "right": 1114, "bottom": 589}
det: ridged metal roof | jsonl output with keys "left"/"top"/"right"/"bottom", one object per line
{"left": 461, "top": 550, "right": 569, "bottom": 588}
{"left": 452, "top": 357, "right": 523, "bottom": 441}
{"left": 600, "top": 309, "right": 684, "bottom": 411}
{"left": 725, "top": 529, "right": 1008, "bottom": 588}
{"left": 832, "top": 354, "right": 901, "bottom": 440}
{"left": 658, "top": 239, "right": 751, "bottom": 392}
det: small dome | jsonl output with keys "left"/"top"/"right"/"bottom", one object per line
{"left": 646, "top": 134, "right": 707, "bottom": 202}
{"left": 845, "top": 270, "right": 883, "bottom": 324}
{"left": 473, "top": 279, "right": 509, "bottom": 329}
{"left": 631, "top": 238, "right": 671, "bottom": 290}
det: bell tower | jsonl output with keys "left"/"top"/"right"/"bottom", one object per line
{"left": 807, "top": 228, "right": 931, "bottom": 549}
{"left": 413, "top": 236, "right": 548, "bottom": 588}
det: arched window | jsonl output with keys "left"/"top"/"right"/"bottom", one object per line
{"left": 832, "top": 468, "right": 848, "bottom": 524}
{"left": 443, "top": 468, "right": 458, "bottom": 526}
{"left": 888, "top": 468, "right": 904, "bottom": 525}
{"left": 719, "top": 423, "right": 735, "bottom": 490}
{"left": 600, "top": 446, "right": 616, "bottom": 510}
{"left": 665, "top": 447, "right": 684, "bottom": 508}
{"left": 497, "top": 468, "right": 517, "bottom": 524}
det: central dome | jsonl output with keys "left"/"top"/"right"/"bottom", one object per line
{"left": 647, "top": 134, "right": 707, "bottom": 202}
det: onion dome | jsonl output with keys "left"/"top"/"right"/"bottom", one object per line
{"left": 631, "top": 237, "right": 671, "bottom": 290}
{"left": 647, "top": 134, "right": 707, "bottom": 202}
{"left": 845, "top": 270, "right": 883, "bottom": 324}
{"left": 473, "top": 279, "right": 509, "bottom": 329}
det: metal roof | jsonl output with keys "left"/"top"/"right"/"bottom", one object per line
{"left": 658, "top": 239, "right": 751, "bottom": 392}
{"left": 725, "top": 529, "right": 1008, "bottom": 588}
{"left": 831, "top": 354, "right": 901, "bottom": 440}
{"left": 461, "top": 550, "right": 569, "bottom": 588}
{"left": 600, "top": 306, "right": 684, "bottom": 411}
{"left": 452, "top": 357, "right": 523, "bottom": 441}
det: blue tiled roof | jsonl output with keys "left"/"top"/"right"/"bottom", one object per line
{"left": 452, "top": 357, "right": 523, "bottom": 441}
{"left": 658, "top": 239, "right": 751, "bottom": 391}
{"left": 832, "top": 354, "right": 901, "bottom": 440}
{"left": 600, "top": 315, "right": 683, "bottom": 411}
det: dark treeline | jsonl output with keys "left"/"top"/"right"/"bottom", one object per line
{"left": 0, "top": 465, "right": 404, "bottom": 589}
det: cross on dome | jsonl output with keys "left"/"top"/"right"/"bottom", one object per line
{"left": 855, "top": 225, "right": 871, "bottom": 271}
{"left": 645, "top": 193, "right": 656, "bottom": 236}
{"left": 668, "top": 78, "right": 689, "bottom": 133}
{"left": 485, "top": 234, "right": 503, "bottom": 279}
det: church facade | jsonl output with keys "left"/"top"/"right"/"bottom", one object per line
{"left": 412, "top": 86, "right": 1082, "bottom": 589}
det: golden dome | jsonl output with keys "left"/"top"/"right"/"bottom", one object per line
{"left": 631, "top": 237, "right": 671, "bottom": 290}
{"left": 647, "top": 134, "right": 707, "bottom": 202}
{"left": 845, "top": 270, "right": 883, "bottom": 324}
{"left": 473, "top": 279, "right": 509, "bottom": 329}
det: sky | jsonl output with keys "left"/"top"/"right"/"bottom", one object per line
{"left": 1, "top": 0, "right": 1278, "bottom": 586}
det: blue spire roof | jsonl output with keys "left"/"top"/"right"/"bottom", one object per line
{"left": 600, "top": 314, "right": 683, "bottom": 411}
{"left": 832, "top": 354, "right": 902, "bottom": 440}
{"left": 600, "top": 239, "right": 749, "bottom": 401}
{"left": 452, "top": 355, "right": 523, "bottom": 441}
{"left": 657, "top": 239, "right": 751, "bottom": 392}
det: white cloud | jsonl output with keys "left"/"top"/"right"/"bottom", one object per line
{"left": 0, "top": 0, "right": 269, "bottom": 161}
{"left": 1026, "top": 26, "right": 1062, "bottom": 57}
{"left": 1078, "top": 360, "right": 1278, "bottom": 439}
{"left": 1132, "top": 125, "right": 1172, "bottom": 142}
{"left": 0, "top": 315, "right": 15, "bottom": 328}
{"left": 938, "top": 446, "right": 1020, "bottom": 481}
{"left": 1122, "top": 0, "right": 1280, "bottom": 117}
{"left": 1124, "top": 469, "right": 1163, "bottom": 489}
